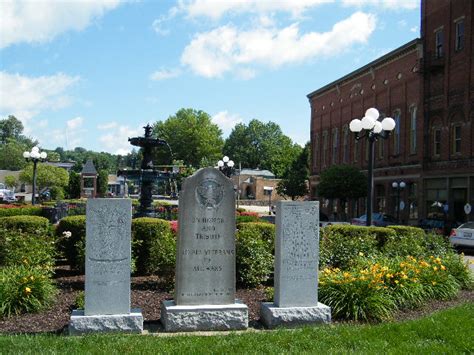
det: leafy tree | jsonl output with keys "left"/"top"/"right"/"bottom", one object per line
{"left": 0, "top": 115, "right": 24, "bottom": 144}
{"left": 223, "top": 119, "right": 301, "bottom": 177}
{"left": 317, "top": 165, "right": 367, "bottom": 211}
{"left": 276, "top": 143, "right": 310, "bottom": 200}
{"left": 19, "top": 164, "right": 69, "bottom": 193}
{"left": 153, "top": 108, "right": 224, "bottom": 167}
{"left": 97, "top": 169, "right": 109, "bottom": 196}
{"left": 0, "top": 139, "right": 29, "bottom": 170}
{"left": 4, "top": 175, "right": 17, "bottom": 189}
{"left": 45, "top": 151, "right": 61, "bottom": 162}
{"left": 66, "top": 171, "right": 81, "bottom": 199}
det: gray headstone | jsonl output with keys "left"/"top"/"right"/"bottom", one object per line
{"left": 85, "top": 198, "right": 132, "bottom": 315}
{"left": 274, "top": 201, "right": 319, "bottom": 307}
{"left": 175, "top": 168, "right": 236, "bottom": 305}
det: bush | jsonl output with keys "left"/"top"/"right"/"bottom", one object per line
{"left": 132, "top": 218, "right": 176, "bottom": 282}
{"left": 0, "top": 228, "right": 56, "bottom": 272}
{"left": 319, "top": 266, "right": 396, "bottom": 322}
{"left": 0, "top": 265, "right": 57, "bottom": 317}
{"left": 441, "top": 252, "right": 473, "bottom": 290}
{"left": 56, "top": 216, "right": 86, "bottom": 271}
{"left": 0, "top": 206, "right": 43, "bottom": 218}
{"left": 0, "top": 215, "right": 50, "bottom": 235}
{"left": 320, "top": 225, "right": 395, "bottom": 269}
{"left": 236, "top": 215, "right": 260, "bottom": 224}
{"left": 236, "top": 223, "right": 274, "bottom": 287}
{"left": 383, "top": 226, "right": 427, "bottom": 257}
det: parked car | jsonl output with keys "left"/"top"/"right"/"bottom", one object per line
{"left": 449, "top": 222, "right": 474, "bottom": 248}
{"left": 351, "top": 213, "right": 397, "bottom": 227}
{"left": 0, "top": 183, "right": 16, "bottom": 202}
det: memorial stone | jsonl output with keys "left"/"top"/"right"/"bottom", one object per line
{"left": 69, "top": 199, "right": 143, "bottom": 334}
{"left": 161, "top": 168, "right": 248, "bottom": 331}
{"left": 261, "top": 201, "right": 331, "bottom": 328}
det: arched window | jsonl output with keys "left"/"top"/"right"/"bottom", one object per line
{"left": 322, "top": 130, "right": 328, "bottom": 167}
{"left": 332, "top": 128, "right": 338, "bottom": 164}
{"left": 392, "top": 109, "right": 401, "bottom": 155}
{"left": 343, "top": 125, "right": 349, "bottom": 163}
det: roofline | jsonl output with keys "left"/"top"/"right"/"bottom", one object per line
{"left": 307, "top": 38, "right": 421, "bottom": 100}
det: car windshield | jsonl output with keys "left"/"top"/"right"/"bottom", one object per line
{"left": 459, "top": 222, "right": 474, "bottom": 229}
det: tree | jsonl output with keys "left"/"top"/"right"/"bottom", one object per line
{"left": 223, "top": 119, "right": 301, "bottom": 177}
{"left": 97, "top": 169, "right": 109, "bottom": 196}
{"left": 153, "top": 108, "right": 224, "bottom": 167}
{"left": 0, "top": 139, "right": 29, "bottom": 170}
{"left": 4, "top": 175, "right": 17, "bottom": 189}
{"left": 66, "top": 171, "right": 81, "bottom": 199}
{"left": 276, "top": 143, "right": 310, "bottom": 200}
{"left": 20, "top": 164, "right": 69, "bottom": 194}
{"left": 317, "top": 165, "right": 367, "bottom": 213}
{"left": 0, "top": 115, "right": 24, "bottom": 144}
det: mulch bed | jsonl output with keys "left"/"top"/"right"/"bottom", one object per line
{"left": 0, "top": 265, "right": 472, "bottom": 334}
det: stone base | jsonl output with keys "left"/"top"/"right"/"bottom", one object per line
{"left": 260, "top": 302, "right": 331, "bottom": 329}
{"left": 161, "top": 300, "right": 248, "bottom": 332}
{"left": 68, "top": 309, "right": 144, "bottom": 335}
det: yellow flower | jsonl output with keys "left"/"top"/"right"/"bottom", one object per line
{"left": 440, "top": 265, "right": 446, "bottom": 271}
{"left": 402, "top": 275, "right": 408, "bottom": 280}
{"left": 343, "top": 272, "right": 351, "bottom": 278}
{"left": 358, "top": 252, "right": 364, "bottom": 257}
{"left": 432, "top": 281, "right": 437, "bottom": 286}
{"left": 433, "top": 266, "right": 438, "bottom": 271}
{"left": 395, "top": 280, "right": 399, "bottom": 284}
{"left": 30, "top": 276, "right": 34, "bottom": 281}
{"left": 22, "top": 259, "right": 28, "bottom": 264}
{"left": 24, "top": 287, "right": 31, "bottom": 295}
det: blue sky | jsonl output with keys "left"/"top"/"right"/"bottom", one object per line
{"left": 0, "top": 0, "right": 420, "bottom": 155}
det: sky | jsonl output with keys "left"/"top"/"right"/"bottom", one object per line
{"left": 0, "top": 0, "right": 420, "bottom": 156}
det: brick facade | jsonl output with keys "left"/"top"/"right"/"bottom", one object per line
{"left": 308, "top": 0, "right": 473, "bottom": 225}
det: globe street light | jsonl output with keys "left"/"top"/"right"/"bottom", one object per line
{"left": 392, "top": 181, "right": 406, "bottom": 224}
{"left": 217, "top": 156, "right": 235, "bottom": 178}
{"left": 23, "top": 146, "right": 47, "bottom": 205}
{"left": 350, "top": 108, "right": 396, "bottom": 226}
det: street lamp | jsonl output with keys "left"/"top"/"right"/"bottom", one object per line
{"left": 350, "top": 108, "right": 396, "bottom": 226}
{"left": 392, "top": 181, "right": 406, "bottom": 224}
{"left": 217, "top": 156, "right": 235, "bottom": 178}
{"left": 23, "top": 146, "right": 47, "bottom": 205}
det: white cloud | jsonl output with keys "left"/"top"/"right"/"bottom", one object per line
{"left": 97, "top": 122, "right": 119, "bottom": 130}
{"left": 181, "top": 11, "right": 376, "bottom": 78}
{"left": 66, "top": 116, "right": 84, "bottom": 130}
{"left": 178, "top": 0, "right": 333, "bottom": 20}
{"left": 398, "top": 20, "right": 407, "bottom": 28}
{"left": 212, "top": 111, "right": 244, "bottom": 136}
{"left": 341, "top": 0, "right": 418, "bottom": 10}
{"left": 0, "top": 71, "right": 79, "bottom": 130}
{"left": 410, "top": 26, "right": 419, "bottom": 33}
{"left": 150, "top": 68, "right": 182, "bottom": 81}
{"left": 99, "top": 125, "right": 143, "bottom": 155}
{"left": 0, "top": 0, "right": 121, "bottom": 49}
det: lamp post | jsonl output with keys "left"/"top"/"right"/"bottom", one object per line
{"left": 217, "top": 156, "right": 235, "bottom": 178}
{"left": 349, "top": 108, "right": 396, "bottom": 226}
{"left": 23, "top": 146, "right": 47, "bottom": 205}
{"left": 392, "top": 181, "right": 406, "bottom": 224}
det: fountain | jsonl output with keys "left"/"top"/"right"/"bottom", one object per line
{"left": 118, "top": 124, "right": 175, "bottom": 217}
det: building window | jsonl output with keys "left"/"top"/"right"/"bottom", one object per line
{"left": 408, "top": 183, "right": 418, "bottom": 219}
{"left": 343, "top": 126, "right": 349, "bottom": 163}
{"left": 393, "top": 110, "right": 401, "bottom": 155}
{"left": 322, "top": 130, "right": 328, "bottom": 166}
{"left": 409, "top": 106, "right": 417, "bottom": 154}
{"left": 313, "top": 134, "right": 319, "bottom": 170}
{"left": 455, "top": 20, "right": 464, "bottom": 51}
{"left": 435, "top": 29, "right": 443, "bottom": 58}
{"left": 332, "top": 128, "right": 338, "bottom": 164}
{"left": 452, "top": 125, "right": 461, "bottom": 154}
{"left": 433, "top": 128, "right": 441, "bottom": 156}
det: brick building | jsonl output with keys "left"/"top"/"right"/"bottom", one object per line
{"left": 308, "top": 0, "right": 473, "bottom": 225}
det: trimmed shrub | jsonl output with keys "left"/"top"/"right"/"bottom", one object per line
{"left": 320, "top": 225, "right": 395, "bottom": 269}
{"left": 0, "top": 228, "right": 56, "bottom": 272}
{"left": 0, "top": 265, "right": 57, "bottom": 317}
{"left": 236, "top": 222, "right": 275, "bottom": 287}
{"left": 0, "top": 215, "right": 50, "bottom": 234}
{"left": 236, "top": 215, "right": 260, "bottom": 224}
{"left": 132, "top": 218, "right": 176, "bottom": 282}
{"left": 383, "top": 226, "right": 427, "bottom": 257}
{"left": 0, "top": 206, "right": 43, "bottom": 218}
{"left": 56, "top": 216, "right": 86, "bottom": 271}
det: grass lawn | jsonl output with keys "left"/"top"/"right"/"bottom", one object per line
{"left": 1, "top": 303, "right": 473, "bottom": 354}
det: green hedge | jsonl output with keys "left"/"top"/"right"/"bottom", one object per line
{"left": 132, "top": 218, "right": 176, "bottom": 281}
{"left": 383, "top": 226, "right": 431, "bottom": 257}
{"left": 56, "top": 216, "right": 86, "bottom": 271}
{"left": 0, "top": 206, "right": 43, "bottom": 217}
{"left": 236, "top": 222, "right": 275, "bottom": 287}
{"left": 0, "top": 215, "right": 50, "bottom": 234}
